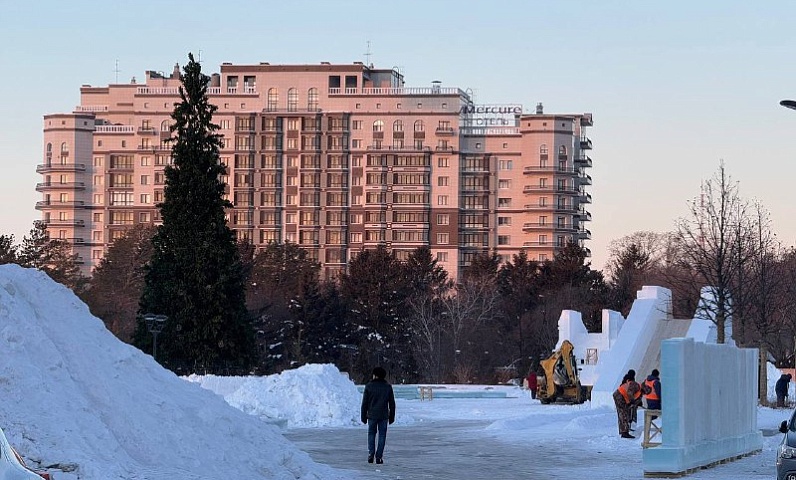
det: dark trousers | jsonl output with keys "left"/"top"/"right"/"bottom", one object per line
{"left": 778, "top": 395, "right": 787, "bottom": 408}
{"left": 368, "top": 418, "right": 388, "bottom": 459}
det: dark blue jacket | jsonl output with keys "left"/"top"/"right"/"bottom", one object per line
{"left": 361, "top": 378, "right": 396, "bottom": 423}
{"left": 776, "top": 374, "right": 791, "bottom": 397}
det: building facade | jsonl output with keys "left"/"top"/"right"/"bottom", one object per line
{"left": 40, "top": 61, "right": 593, "bottom": 279}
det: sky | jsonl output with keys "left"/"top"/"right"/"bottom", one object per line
{"left": 2, "top": 1, "right": 796, "bottom": 270}
{"left": 0, "top": 263, "right": 787, "bottom": 479}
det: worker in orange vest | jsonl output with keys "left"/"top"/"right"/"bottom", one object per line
{"left": 644, "top": 369, "right": 662, "bottom": 411}
{"left": 613, "top": 378, "right": 643, "bottom": 439}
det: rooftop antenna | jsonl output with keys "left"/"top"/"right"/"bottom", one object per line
{"left": 114, "top": 59, "right": 121, "bottom": 84}
{"left": 364, "top": 41, "right": 373, "bottom": 68}
{"left": 197, "top": 49, "right": 202, "bottom": 64}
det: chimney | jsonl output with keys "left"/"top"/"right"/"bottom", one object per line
{"left": 172, "top": 63, "right": 180, "bottom": 78}
{"left": 536, "top": 102, "right": 544, "bottom": 114}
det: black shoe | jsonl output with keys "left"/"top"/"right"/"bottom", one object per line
{"left": 621, "top": 432, "right": 635, "bottom": 439}
{"left": 368, "top": 455, "right": 374, "bottom": 464}
{"left": 376, "top": 458, "right": 383, "bottom": 464}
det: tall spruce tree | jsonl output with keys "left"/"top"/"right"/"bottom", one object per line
{"left": 135, "top": 53, "right": 255, "bottom": 374}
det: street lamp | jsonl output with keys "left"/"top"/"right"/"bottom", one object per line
{"left": 143, "top": 314, "right": 168, "bottom": 360}
{"left": 781, "top": 100, "right": 796, "bottom": 111}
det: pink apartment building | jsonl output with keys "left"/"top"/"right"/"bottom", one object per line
{"left": 39, "top": 61, "right": 593, "bottom": 279}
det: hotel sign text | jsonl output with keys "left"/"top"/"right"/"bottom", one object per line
{"left": 460, "top": 104, "right": 523, "bottom": 126}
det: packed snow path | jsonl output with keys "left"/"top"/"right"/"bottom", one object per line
{"left": 285, "top": 418, "right": 775, "bottom": 479}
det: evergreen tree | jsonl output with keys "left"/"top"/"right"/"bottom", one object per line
{"left": 0, "top": 234, "right": 18, "bottom": 265}
{"left": 136, "top": 53, "right": 255, "bottom": 374}
{"left": 19, "top": 221, "right": 85, "bottom": 290}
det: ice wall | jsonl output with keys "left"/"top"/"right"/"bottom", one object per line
{"left": 556, "top": 309, "right": 624, "bottom": 386}
{"left": 642, "top": 338, "right": 761, "bottom": 475}
{"left": 590, "top": 286, "right": 671, "bottom": 407}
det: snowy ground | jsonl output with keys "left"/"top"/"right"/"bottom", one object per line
{"left": 0, "top": 264, "right": 791, "bottom": 479}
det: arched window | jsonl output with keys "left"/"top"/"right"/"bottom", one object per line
{"left": 393, "top": 120, "right": 403, "bottom": 132}
{"left": 61, "top": 142, "right": 68, "bottom": 153}
{"left": 414, "top": 120, "right": 424, "bottom": 132}
{"left": 160, "top": 120, "right": 170, "bottom": 132}
{"left": 539, "top": 144, "right": 548, "bottom": 154}
{"left": 307, "top": 88, "right": 319, "bottom": 111}
{"left": 267, "top": 88, "right": 278, "bottom": 111}
{"left": 287, "top": 88, "right": 298, "bottom": 112}
{"left": 46, "top": 143, "right": 53, "bottom": 153}
{"left": 558, "top": 145, "right": 567, "bottom": 156}
{"left": 373, "top": 120, "right": 384, "bottom": 132}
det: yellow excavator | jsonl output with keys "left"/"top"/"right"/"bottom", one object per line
{"left": 537, "top": 340, "right": 588, "bottom": 404}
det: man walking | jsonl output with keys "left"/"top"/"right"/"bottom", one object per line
{"left": 361, "top": 366, "right": 396, "bottom": 464}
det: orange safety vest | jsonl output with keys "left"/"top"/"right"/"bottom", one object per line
{"left": 645, "top": 379, "right": 660, "bottom": 401}
{"left": 618, "top": 381, "right": 641, "bottom": 404}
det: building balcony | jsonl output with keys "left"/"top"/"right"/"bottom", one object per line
{"left": 43, "top": 219, "right": 85, "bottom": 228}
{"left": 138, "top": 127, "right": 158, "bottom": 135}
{"left": 66, "top": 237, "right": 85, "bottom": 245}
{"left": 74, "top": 105, "right": 108, "bottom": 113}
{"left": 95, "top": 125, "right": 136, "bottom": 134}
{"left": 36, "top": 182, "right": 86, "bottom": 191}
{"left": 578, "top": 210, "right": 592, "bottom": 222}
{"left": 523, "top": 165, "right": 577, "bottom": 175}
{"left": 523, "top": 185, "right": 555, "bottom": 194}
{"left": 580, "top": 137, "right": 592, "bottom": 150}
{"left": 522, "top": 223, "right": 578, "bottom": 232}
{"left": 521, "top": 241, "right": 556, "bottom": 248}
{"left": 36, "top": 163, "right": 86, "bottom": 173}
{"left": 576, "top": 155, "right": 593, "bottom": 167}
{"left": 460, "top": 127, "right": 520, "bottom": 136}
{"left": 36, "top": 200, "right": 86, "bottom": 209}
{"left": 578, "top": 228, "right": 592, "bottom": 240}
{"left": 328, "top": 86, "right": 466, "bottom": 96}
{"left": 434, "top": 146, "right": 455, "bottom": 153}
{"left": 579, "top": 174, "right": 593, "bottom": 186}
{"left": 579, "top": 192, "right": 593, "bottom": 204}
{"left": 435, "top": 127, "right": 456, "bottom": 136}
{"left": 367, "top": 145, "right": 433, "bottom": 153}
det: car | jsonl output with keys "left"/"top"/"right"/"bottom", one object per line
{"left": 0, "top": 427, "right": 51, "bottom": 480}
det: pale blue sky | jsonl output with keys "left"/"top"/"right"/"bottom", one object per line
{"left": 2, "top": 0, "right": 796, "bottom": 270}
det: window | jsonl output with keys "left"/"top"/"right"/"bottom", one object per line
{"left": 140, "top": 193, "right": 151, "bottom": 204}
{"left": 436, "top": 252, "right": 448, "bottom": 262}
{"left": 350, "top": 232, "right": 362, "bottom": 243}
{"left": 93, "top": 194, "right": 102, "bottom": 204}
{"left": 436, "top": 233, "right": 449, "bottom": 244}
{"left": 498, "top": 198, "right": 511, "bottom": 207}
{"left": 92, "top": 250, "right": 103, "bottom": 260}
{"left": 352, "top": 139, "right": 362, "bottom": 149}
{"left": 393, "top": 120, "right": 403, "bottom": 132}
{"left": 414, "top": 120, "right": 424, "bottom": 132}
{"left": 437, "top": 195, "right": 448, "bottom": 206}
{"left": 92, "top": 231, "right": 102, "bottom": 241}
{"left": 559, "top": 145, "right": 567, "bottom": 156}
{"left": 372, "top": 120, "right": 384, "bottom": 132}
{"left": 539, "top": 216, "right": 547, "bottom": 225}
{"left": 499, "top": 160, "right": 513, "bottom": 170}
{"left": 352, "top": 120, "right": 363, "bottom": 130}
{"left": 286, "top": 194, "right": 296, "bottom": 205}
{"left": 267, "top": 88, "right": 278, "bottom": 111}
{"left": 285, "top": 213, "right": 297, "bottom": 224}
{"left": 437, "top": 214, "right": 449, "bottom": 225}
{"left": 93, "top": 156, "right": 103, "bottom": 167}
{"left": 287, "top": 88, "right": 298, "bottom": 112}
{"left": 438, "top": 157, "right": 449, "bottom": 168}
{"left": 498, "top": 216, "right": 511, "bottom": 226}
{"left": 438, "top": 176, "right": 449, "bottom": 187}
{"left": 93, "top": 212, "right": 103, "bottom": 222}
{"left": 140, "top": 156, "right": 151, "bottom": 167}
{"left": 540, "top": 144, "right": 548, "bottom": 154}
{"left": 139, "top": 212, "right": 151, "bottom": 223}
{"left": 499, "top": 179, "right": 510, "bottom": 189}
{"left": 498, "top": 235, "right": 510, "bottom": 245}
{"left": 307, "top": 88, "right": 319, "bottom": 110}
{"left": 140, "top": 175, "right": 149, "bottom": 185}
{"left": 539, "top": 235, "right": 548, "bottom": 245}
{"left": 350, "top": 213, "right": 362, "bottom": 224}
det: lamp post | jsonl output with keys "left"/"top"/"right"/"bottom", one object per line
{"left": 780, "top": 100, "right": 796, "bottom": 111}
{"left": 143, "top": 314, "right": 167, "bottom": 360}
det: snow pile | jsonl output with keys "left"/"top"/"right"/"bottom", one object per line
{"left": 0, "top": 264, "right": 352, "bottom": 480}
{"left": 186, "top": 364, "right": 362, "bottom": 427}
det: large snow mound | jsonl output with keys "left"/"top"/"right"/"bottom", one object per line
{"left": 0, "top": 264, "right": 351, "bottom": 480}
{"left": 186, "top": 363, "right": 362, "bottom": 427}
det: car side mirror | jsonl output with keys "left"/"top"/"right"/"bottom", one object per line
{"left": 781, "top": 420, "right": 789, "bottom": 434}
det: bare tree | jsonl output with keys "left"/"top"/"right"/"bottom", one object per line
{"left": 673, "top": 163, "right": 759, "bottom": 344}
{"left": 440, "top": 276, "right": 501, "bottom": 383}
